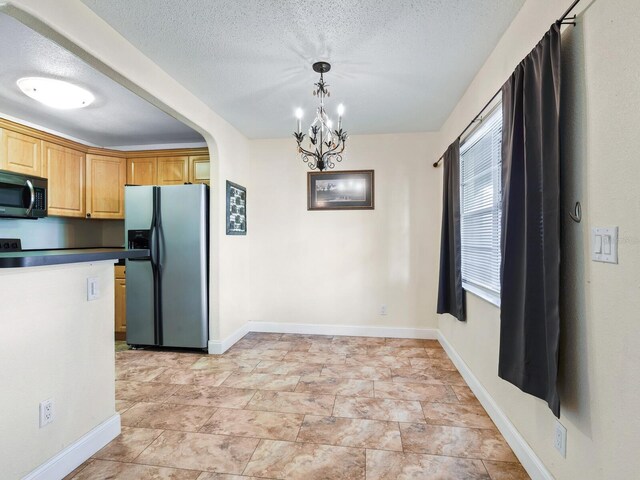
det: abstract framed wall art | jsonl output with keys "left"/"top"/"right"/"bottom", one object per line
{"left": 307, "top": 170, "right": 375, "bottom": 210}
{"left": 226, "top": 180, "right": 247, "bottom": 235}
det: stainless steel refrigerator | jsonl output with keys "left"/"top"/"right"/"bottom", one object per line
{"left": 124, "top": 184, "right": 209, "bottom": 349}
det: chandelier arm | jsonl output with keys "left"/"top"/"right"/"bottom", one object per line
{"left": 324, "top": 147, "right": 346, "bottom": 167}
{"left": 323, "top": 138, "right": 342, "bottom": 155}
{"left": 297, "top": 144, "right": 317, "bottom": 158}
{"left": 300, "top": 153, "right": 317, "bottom": 169}
{"left": 324, "top": 151, "right": 343, "bottom": 170}
{"left": 298, "top": 144, "right": 324, "bottom": 170}
{"left": 299, "top": 147, "right": 316, "bottom": 158}
{"left": 321, "top": 137, "right": 346, "bottom": 161}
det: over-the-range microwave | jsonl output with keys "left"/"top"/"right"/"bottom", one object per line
{"left": 0, "top": 169, "right": 47, "bottom": 219}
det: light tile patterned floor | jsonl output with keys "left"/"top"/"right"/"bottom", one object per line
{"left": 67, "top": 334, "right": 530, "bottom": 479}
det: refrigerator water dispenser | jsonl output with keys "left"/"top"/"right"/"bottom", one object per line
{"left": 128, "top": 229, "right": 151, "bottom": 250}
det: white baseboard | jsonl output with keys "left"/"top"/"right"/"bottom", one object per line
{"left": 207, "top": 321, "right": 438, "bottom": 355}
{"left": 208, "top": 323, "right": 250, "bottom": 354}
{"left": 247, "top": 321, "right": 439, "bottom": 340}
{"left": 436, "top": 332, "right": 553, "bottom": 480}
{"left": 23, "top": 414, "right": 121, "bottom": 480}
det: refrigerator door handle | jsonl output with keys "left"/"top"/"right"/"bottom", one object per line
{"left": 152, "top": 186, "right": 163, "bottom": 345}
{"left": 149, "top": 186, "right": 159, "bottom": 345}
{"left": 149, "top": 187, "right": 158, "bottom": 268}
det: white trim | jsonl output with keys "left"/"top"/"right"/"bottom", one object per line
{"left": 437, "top": 332, "right": 554, "bottom": 480}
{"left": 208, "top": 323, "right": 250, "bottom": 354}
{"left": 22, "top": 414, "right": 121, "bottom": 480}
{"left": 109, "top": 141, "right": 208, "bottom": 151}
{"left": 463, "top": 282, "right": 501, "bottom": 308}
{"left": 208, "top": 321, "right": 438, "bottom": 354}
{"left": 247, "top": 321, "right": 438, "bottom": 340}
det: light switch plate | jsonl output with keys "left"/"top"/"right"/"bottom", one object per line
{"left": 87, "top": 277, "right": 100, "bottom": 301}
{"left": 591, "top": 227, "right": 618, "bottom": 264}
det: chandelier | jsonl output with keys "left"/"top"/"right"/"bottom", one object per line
{"left": 293, "top": 61, "right": 348, "bottom": 171}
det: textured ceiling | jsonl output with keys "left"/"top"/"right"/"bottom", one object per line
{"left": 82, "top": 0, "right": 525, "bottom": 139}
{"left": 0, "top": 13, "right": 204, "bottom": 147}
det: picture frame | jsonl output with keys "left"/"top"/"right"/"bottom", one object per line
{"left": 307, "top": 169, "right": 375, "bottom": 210}
{"left": 226, "top": 180, "right": 247, "bottom": 235}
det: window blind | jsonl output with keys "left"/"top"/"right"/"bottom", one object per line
{"left": 460, "top": 107, "right": 502, "bottom": 305}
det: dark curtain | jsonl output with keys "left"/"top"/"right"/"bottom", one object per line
{"left": 437, "top": 139, "right": 465, "bottom": 322}
{"left": 499, "top": 23, "right": 561, "bottom": 417}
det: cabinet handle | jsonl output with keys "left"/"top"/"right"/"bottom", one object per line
{"left": 86, "top": 213, "right": 91, "bottom": 218}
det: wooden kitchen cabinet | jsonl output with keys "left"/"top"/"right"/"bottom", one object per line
{"left": 86, "top": 153, "right": 126, "bottom": 219}
{"left": 0, "top": 128, "right": 43, "bottom": 177}
{"left": 43, "top": 142, "right": 86, "bottom": 217}
{"left": 127, "top": 156, "right": 157, "bottom": 185}
{"left": 189, "top": 155, "right": 210, "bottom": 185}
{"left": 0, "top": 119, "right": 210, "bottom": 222}
{"left": 114, "top": 265, "right": 126, "bottom": 340}
{"left": 157, "top": 156, "right": 189, "bottom": 185}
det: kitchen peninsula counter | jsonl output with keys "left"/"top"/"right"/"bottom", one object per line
{"left": 0, "top": 250, "right": 133, "bottom": 478}
{"left": 0, "top": 248, "right": 148, "bottom": 268}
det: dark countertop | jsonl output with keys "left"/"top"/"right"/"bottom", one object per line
{"left": 0, "top": 248, "right": 149, "bottom": 268}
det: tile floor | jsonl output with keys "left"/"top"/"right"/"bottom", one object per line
{"left": 66, "top": 333, "right": 530, "bottom": 479}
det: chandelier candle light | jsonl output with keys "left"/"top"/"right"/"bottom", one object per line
{"left": 294, "top": 61, "right": 348, "bottom": 171}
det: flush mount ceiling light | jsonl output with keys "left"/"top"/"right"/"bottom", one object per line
{"left": 293, "top": 61, "right": 348, "bottom": 171}
{"left": 17, "top": 77, "right": 95, "bottom": 110}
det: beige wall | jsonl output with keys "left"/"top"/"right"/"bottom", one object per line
{"left": 437, "top": 0, "right": 640, "bottom": 478}
{"left": 4, "top": 0, "right": 252, "bottom": 345}
{"left": 0, "top": 261, "right": 116, "bottom": 478}
{"left": 249, "top": 133, "right": 441, "bottom": 330}
{"left": 216, "top": 132, "right": 252, "bottom": 339}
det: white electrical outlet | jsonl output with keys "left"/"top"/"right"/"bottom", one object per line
{"left": 380, "top": 304, "right": 388, "bottom": 315}
{"left": 87, "top": 277, "right": 100, "bottom": 301}
{"left": 39, "top": 399, "right": 54, "bottom": 428}
{"left": 554, "top": 420, "right": 567, "bottom": 457}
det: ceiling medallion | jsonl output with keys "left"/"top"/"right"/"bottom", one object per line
{"left": 293, "top": 61, "right": 347, "bottom": 171}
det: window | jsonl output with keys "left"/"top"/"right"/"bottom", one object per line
{"left": 460, "top": 106, "right": 502, "bottom": 306}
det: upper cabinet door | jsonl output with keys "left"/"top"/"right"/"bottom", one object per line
{"left": 43, "top": 142, "right": 86, "bottom": 218}
{"left": 86, "top": 154, "right": 126, "bottom": 219}
{"left": 189, "top": 155, "right": 210, "bottom": 185}
{"left": 127, "top": 157, "right": 157, "bottom": 185}
{"left": 0, "top": 128, "right": 43, "bottom": 177}
{"left": 157, "top": 156, "right": 189, "bottom": 185}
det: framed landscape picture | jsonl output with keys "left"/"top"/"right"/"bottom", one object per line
{"left": 226, "top": 180, "right": 247, "bottom": 235}
{"left": 307, "top": 170, "right": 375, "bottom": 210}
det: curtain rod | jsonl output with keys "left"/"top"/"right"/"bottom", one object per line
{"left": 433, "top": 0, "right": 581, "bottom": 168}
